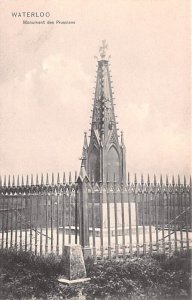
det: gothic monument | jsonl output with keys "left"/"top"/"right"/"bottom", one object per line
{"left": 81, "top": 41, "right": 126, "bottom": 184}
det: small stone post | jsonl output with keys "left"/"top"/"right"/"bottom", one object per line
{"left": 58, "top": 244, "right": 90, "bottom": 284}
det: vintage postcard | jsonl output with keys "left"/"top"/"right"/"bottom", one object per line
{"left": 0, "top": 1, "right": 191, "bottom": 299}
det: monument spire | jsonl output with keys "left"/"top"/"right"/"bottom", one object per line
{"left": 81, "top": 42, "right": 126, "bottom": 183}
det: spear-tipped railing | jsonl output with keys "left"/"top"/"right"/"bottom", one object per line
{"left": 0, "top": 173, "right": 191, "bottom": 258}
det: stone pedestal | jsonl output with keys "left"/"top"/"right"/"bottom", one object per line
{"left": 58, "top": 245, "right": 90, "bottom": 284}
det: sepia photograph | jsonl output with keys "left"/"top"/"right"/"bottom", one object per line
{"left": 0, "top": 0, "right": 191, "bottom": 299}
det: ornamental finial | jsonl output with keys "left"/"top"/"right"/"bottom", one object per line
{"left": 99, "top": 40, "right": 108, "bottom": 60}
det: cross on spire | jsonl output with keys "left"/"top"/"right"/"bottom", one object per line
{"left": 99, "top": 40, "right": 108, "bottom": 60}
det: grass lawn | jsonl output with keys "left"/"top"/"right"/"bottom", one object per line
{"left": 0, "top": 248, "right": 191, "bottom": 299}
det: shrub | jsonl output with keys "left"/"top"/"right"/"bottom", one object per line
{"left": 84, "top": 251, "right": 191, "bottom": 299}
{"left": 0, "top": 248, "right": 191, "bottom": 299}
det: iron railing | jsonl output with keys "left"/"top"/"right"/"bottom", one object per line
{"left": 0, "top": 173, "right": 191, "bottom": 259}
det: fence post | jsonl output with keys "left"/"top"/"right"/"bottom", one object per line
{"left": 77, "top": 166, "right": 91, "bottom": 259}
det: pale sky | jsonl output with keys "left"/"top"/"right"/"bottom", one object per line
{"left": 0, "top": 0, "right": 191, "bottom": 183}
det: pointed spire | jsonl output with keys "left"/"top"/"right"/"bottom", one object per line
{"left": 184, "top": 175, "right": 186, "bottom": 186}
{"left": 51, "top": 173, "right": 54, "bottom": 186}
{"left": 147, "top": 174, "right": 150, "bottom": 186}
{"left": 79, "top": 161, "right": 88, "bottom": 180}
{"left": 36, "top": 174, "right": 39, "bottom": 186}
{"left": 92, "top": 42, "right": 116, "bottom": 136}
{"left": 17, "top": 175, "right": 19, "bottom": 187}
{"left": 134, "top": 174, "right": 137, "bottom": 186}
{"left": 3, "top": 175, "right": 7, "bottom": 187}
{"left": 63, "top": 172, "right": 66, "bottom": 185}
{"left": 21, "top": 175, "right": 24, "bottom": 187}
{"left": 154, "top": 174, "right": 157, "bottom": 186}
{"left": 178, "top": 175, "right": 180, "bottom": 186}
{"left": 69, "top": 172, "right": 72, "bottom": 184}
{"left": 160, "top": 175, "right": 163, "bottom": 186}
{"left": 75, "top": 171, "right": 77, "bottom": 182}
{"left": 26, "top": 175, "right": 29, "bottom": 186}
{"left": 31, "top": 174, "right": 34, "bottom": 186}
{"left": 141, "top": 174, "right": 144, "bottom": 186}
{"left": 84, "top": 43, "right": 126, "bottom": 184}
{"left": 190, "top": 175, "right": 191, "bottom": 187}
{"left": 172, "top": 175, "right": 175, "bottom": 186}
{"left": 81, "top": 132, "right": 88, "bottom": 169}
{"left": 127, "top": 172, "right": 130, "bottom": 186}
{"left": 57, "top": 173, "right": 60, "bottom": 185}
{"left": 0, "top": 176, "right": 2, "bottom": 187}
{"left": 46, "top": 173, "right": 49, "bottom": 185}
{"left": 8, "top": 175, "right": 11, "bottom": 187}
{"left": 41, "top": 173, "right": 44, "bottom": 185}
{"left": 166, "top": 175, "right": 169, "bottom": 186}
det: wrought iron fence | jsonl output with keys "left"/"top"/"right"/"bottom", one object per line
{"left": 0, "top": 173, "right": 78, "bottom": 255}
{"left": 0, "top": 173, "right": 191, "bottom": 259}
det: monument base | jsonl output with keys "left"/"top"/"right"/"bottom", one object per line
{"left": 89, "top": 226, "right": 144, "bottom": 237}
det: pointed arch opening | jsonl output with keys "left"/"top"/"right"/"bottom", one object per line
{"left": 107, "top": 145, "right": 120, "bottom": 182}
{"left": 88, "top": 147, "right": 100, "bottom": 182}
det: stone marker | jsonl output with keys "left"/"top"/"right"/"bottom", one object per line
{"left": 58, "top": 244, "right": 90, "bottom": 284}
